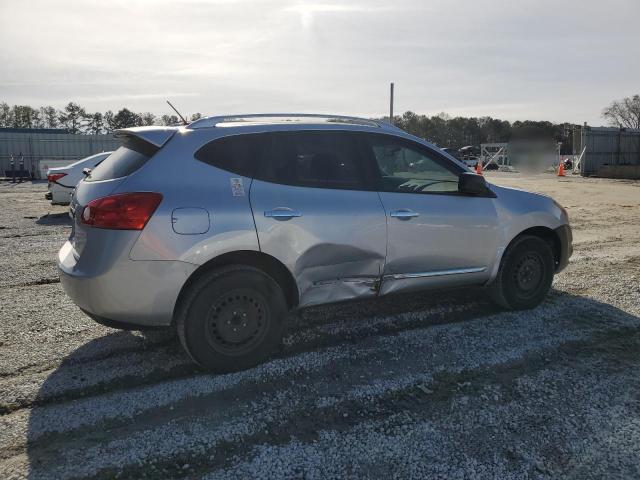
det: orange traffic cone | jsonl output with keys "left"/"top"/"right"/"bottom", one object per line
{"left": 557, "top": 163, "right": 565, "bottom": 177}
{"left": 475, "top": 161, "right": 483, "bottom": 175}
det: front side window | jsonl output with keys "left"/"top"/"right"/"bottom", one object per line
{"left": 365, "top": 134, "right": 460, "bottom": 194}
{"left": 256, "top": 131, "right": 366, "bottom": 190}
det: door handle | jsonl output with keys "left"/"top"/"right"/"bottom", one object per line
{"left": 390, "top": 209, "right": 420, "bottom": 220}
{"left": 264, "top": 208, "right": 302, "bottom": 220}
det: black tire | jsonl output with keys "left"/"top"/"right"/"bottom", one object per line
{"left": 489, "top": 235, "right": 555, "bottom": 310}
{"left": 176, "top": 265, "right": 287, "bottom": 372}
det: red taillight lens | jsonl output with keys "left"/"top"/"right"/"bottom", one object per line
{"left": 48, "top": 173, "right": 67, "bottom": 183}
{"left": 81, "top": 192, "right": 162, "bottom": 230}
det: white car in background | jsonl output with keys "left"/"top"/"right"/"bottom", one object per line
{"left": 45, "top": 152, "right": 112, "bottom": 205}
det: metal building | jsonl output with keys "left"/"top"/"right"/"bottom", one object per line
{"left": 0, "top": 128, "right": 121, "bottom": 178}
{"left": 574, "top": 126, "right": 640, "bottom": 179}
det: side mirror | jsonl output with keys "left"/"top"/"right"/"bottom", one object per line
{"left": 458, "top": 172, "right": 495, "bottom": 197}
{"left": 82, "top": 168, "right": 92, "bottom": 177}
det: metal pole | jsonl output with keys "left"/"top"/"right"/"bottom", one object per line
{"left": 389, "top": 82, "right": 394, "bottom": 125}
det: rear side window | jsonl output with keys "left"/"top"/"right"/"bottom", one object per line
{"left": 257, "top": 131, "right": 366, "bottom": 190}
{"left": 194, "top": 134, "right": 265, "bottom": 178}
{"left": 85, "top": 137, "right": 156, "bottom": 182}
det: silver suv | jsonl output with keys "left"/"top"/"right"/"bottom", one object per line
{"left": 58, "top": 114, "right": 572, "bottom": 372}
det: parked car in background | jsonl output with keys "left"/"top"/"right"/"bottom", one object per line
{"left": 440, "top": 147, "right": 461, "bottom": 159}
{"left": 461, "top": 158, "right": 478, "bottom": 169}
{"left": 58, "top": 115, "right": 572, "bottom": 373}
{"left": 484, "top": 161, "right": 499, "bottom": 170}
{"left": 459, "top": 145, "right": 479, "bottom": 158}
{"left": 563, "top": 157, "right": 573, "bottom": 170}
{"left": 46, "top": 152, "right": 112, "bottom": 205}
{"left": 441, "top": 146, "right": 480, "bottom": 169}
{"left": 458, "top": 145, "right": 480, "bottom": 169}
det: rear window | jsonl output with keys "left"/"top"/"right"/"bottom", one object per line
{"left": 65, "top": 152, "right": 110, "bottom": 169}
{"left": 85, "top": 137, "right": 157, "bottom": 182}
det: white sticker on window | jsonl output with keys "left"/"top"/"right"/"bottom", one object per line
{"left": 230, "top": 178, "right": 245, "bottom": 196}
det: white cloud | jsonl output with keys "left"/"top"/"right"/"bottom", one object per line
{"left": 283, "top": 2, "right": 382, "bottom": 28}
{"left": 0, "top": 0, "right": 639, "bottom": 124}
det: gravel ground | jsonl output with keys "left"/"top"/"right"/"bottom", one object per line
{"left": 0, "top": 174, "right": 639, "bottom": 479}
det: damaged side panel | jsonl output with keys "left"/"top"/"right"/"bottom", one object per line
{"left": 293, "top": 244, "right": 384, "bottom": 306}
{"left": 249, "top": 179, "right": 387, "bottom": 307}
{"left": 303, "top": 276, "right": 380, "bottom": 307}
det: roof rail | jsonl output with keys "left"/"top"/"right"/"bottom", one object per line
{"left": 187, "top": 113, "right": 402, "bottom": 132}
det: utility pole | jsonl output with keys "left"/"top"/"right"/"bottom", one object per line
{"left": 389, "top": 82, "right": 394, "bottom": 125}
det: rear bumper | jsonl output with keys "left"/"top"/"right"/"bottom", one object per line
{"left": 48, "top": 183, "right": 73, "bottom": 205}
{"left": 555, "top": 224, "right": 573, "bottom": 272}
{"left": 58, "top": 240, "right": 197, "bottom": 327}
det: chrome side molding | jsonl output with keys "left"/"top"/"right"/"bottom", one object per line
{"left": 386, "top": 267, "right": 486, "bottom": 280}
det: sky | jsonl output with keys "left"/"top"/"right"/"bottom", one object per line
{"left": 1, "top": 0, "right": 639, "bottom": 126}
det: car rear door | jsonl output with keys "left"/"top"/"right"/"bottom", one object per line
{"left": 360, "top": 133, "right": 501, "bottom": 295}
{"left": 249, "top": 130, "right": 387, "bottom": 307}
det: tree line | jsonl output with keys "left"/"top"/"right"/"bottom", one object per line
{"left": 383, "top": 94, "right": 638, "bottom": 153}
{"left": 0, "top": 100, "right": 574, "bottom": 150}
{"left": 0, "top": 101, "right": 202, "bottom": 134}
{"left": 1, "top": 94, "right": 637, "bottom": 153}
{"left": 389, "top": 111, "right": 574, "bottom": 151}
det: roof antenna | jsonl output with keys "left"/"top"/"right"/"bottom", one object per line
{"left": 166, "top": 100, "right": 188, "bottom": 125}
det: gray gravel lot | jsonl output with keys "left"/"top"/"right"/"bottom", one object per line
{"left": 1, "top": 174, "right": 639, "bottom": 479}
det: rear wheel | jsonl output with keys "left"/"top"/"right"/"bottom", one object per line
{"left": 489, "top": 235, "right": 555, "bottom": 310}
{"left": 176, "top": 265, "right": 287, "bottom": 372}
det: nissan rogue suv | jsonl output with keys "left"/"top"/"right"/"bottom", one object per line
{"left": 58, "top": 114, "right": 572, "bottom": 372}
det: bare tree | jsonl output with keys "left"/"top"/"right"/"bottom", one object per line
{"left": 32, "top": 108, "right": 44, "bottom": 128}
{"left": 0, "top": 102, "right": 14, "bottom": 127}
{"left": 58, "top": 102, "right": 87, "bottom": 133}
{"left": 140, "top": 112, "right": 156, "bottom": 126}
{"left": 40, "top": 106, "right": 59, "bottom": 128}
{"left": 602, "top": 94, "right": 640, "bottom": 129}
{"left": 161, "top": 114, "right": 180, "bottom": 126}
{"left": 111, "top": 108, "right": 142, "bottom": 129}
{"left": 11, "top": 105, "right": 41, "bottom": 128}
{"left": 86, "top": 112, "right": 104, "bottom": 134}
{"left": 104, "top": 110, "right": 115, "bottom": 133}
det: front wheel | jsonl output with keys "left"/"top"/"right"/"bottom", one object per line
{"left": 489, "top": 235, "right": 555, "bottom": 310}
{"left": 176, "top": 265, "right": 287, "bottom": 372}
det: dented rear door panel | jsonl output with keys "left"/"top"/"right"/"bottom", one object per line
{"left": 250, "top": 180, "right": 387, "bottom": 307}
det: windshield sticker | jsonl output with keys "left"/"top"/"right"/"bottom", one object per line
{"left": 230, "top": 178, "right": 245, "bottom": 196}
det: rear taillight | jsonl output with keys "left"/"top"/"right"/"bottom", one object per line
{"left": 48, "top": 173, "right": 67, "bottom": 183}
{"left": 81, "top": 192, "right": 162, "bottom": 230}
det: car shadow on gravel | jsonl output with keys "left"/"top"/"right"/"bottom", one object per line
{"left": 36, "top": 212, "right": 72, "bottom": 226}
{"left": 24, "top": 291, "right": 640, "bottom": 479}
